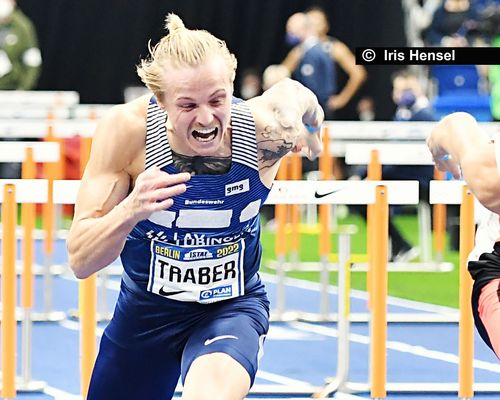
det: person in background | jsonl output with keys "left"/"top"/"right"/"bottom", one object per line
{"left": 0, "top": 0, "right": 42, "bottom": 178}
{"left": 349, "top": 70, "right": 436, "bottom": 262}
{"left": 427, "top": 111, "right": 500, "bottom": 359}
{"left": 238, "top": 67, "right": 262, "bottom": 100}
{"left": 357, "top": 96, "right": 376, "bottom": 122}
{"left": 303, "top": 6, "right": 366, "bottom": 117}
{"left": 281, "top": 8, "right": 366, "bottom": 180}
{"left": 0, "top": 0, "right": 41, "bottom": 90}
{"left": 282, "top": 12, "right": 335, "bottom": 117}
{"left": 424, "top": 0, "right": 476, "bottom": 46}
{"left": 392, "top": 69, "right": 436, "bottom": 122}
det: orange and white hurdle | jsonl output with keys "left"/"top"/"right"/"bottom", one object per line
{"left": 0, "top": 177, "right": 497, "bottom": 399}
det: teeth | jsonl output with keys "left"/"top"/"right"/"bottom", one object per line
{"left": 195, "top": 127, "right": 216, "bottom": 134}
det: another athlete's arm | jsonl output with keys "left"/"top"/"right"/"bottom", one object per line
{"left": 281, "top": 46, "right": 302, "bottom": 75}
{"left": 67, "top": 101, "right": 190, "bottom": 279}
{"left": 427, "top": 112, "right": 500, "bottom": 213}
{"left": 247, "top": 78, "right": 323, "bottom": 186}
{"left": 328, "top": 40, "right": 366, "bottom": 111}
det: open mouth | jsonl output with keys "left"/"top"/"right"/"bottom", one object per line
{"left": 192, "top": 127, "right": 218, "bottom": 142}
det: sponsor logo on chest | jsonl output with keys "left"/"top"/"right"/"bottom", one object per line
{"left": 225, "top": 179, "right": 249, "bottom": 196}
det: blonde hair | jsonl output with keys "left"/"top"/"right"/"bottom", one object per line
{"left": 137, "top": 14, "right": 237, "bottom": 96}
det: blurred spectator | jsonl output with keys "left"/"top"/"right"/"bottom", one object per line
{"left": 392, "top": 69, "right": 436, "bottom": 121}
{"left": 0, "top": 0, "right": 41, "bottom": 90}
{"left": 281, "top": 9, "right": 365, "bottom": 180}
{"left": 238, "top": 67, "right": 262, "bottom": 100}
{"left": 424, "top": 0, "right": 476, "bottom": 46}
{"left": 281, "top": 8, "right": 366, "bottom": 119}
{"left": 262, "top": 64, "right": 290, "bottom": 90}
{"left": 0, "top": 0, "right": 42, "bottom": 178}
{"left": 306, "top": 6, "right": 366, "bottom": 115}
{"left": 357, "top": 96, "right": 376, "bottom": 121}
{"left": 282, "top": 12, "right": 334, "bottom": 114}
{"left": 471, "top": 0, "right": 500, "bottom": 14}
{"left": 402, "top": 0, "right": 442, "bottom": 46}
{"left": 349, "top": 70, "right": 436, "bottom": 262}
{"left": 490, "top": 36, "right": 500, "bottom": 120}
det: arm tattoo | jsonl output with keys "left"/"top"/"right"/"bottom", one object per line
{"left": 256, "top": 125, "right": 294, "bottom": 169}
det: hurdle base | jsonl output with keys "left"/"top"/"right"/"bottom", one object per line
{"left": 30, "top": 310, "right": 67, "bottom": 322}
{"left": 4, "top": 308, "right": 67, "bottom": 322}
{"left": 173, "top": 383, "right": 322, "bottom": 397}
{"left": 334, "top": 381, "right": 500, "bottom": 394}
{"left": 67, "top": 308, "right": 113, "bottom": 322}
{"left": 104, "top": 264, "right": 123, "bottom": 275}
{"left": 270, "top": 310, "right": 459, "bottom": 323}
{"left": 14, "top": 227, "right": 70, "bottom": 241}
{"left": 0, "top": 377, "right": 46, "bottom": 393}
{"left": 14, "top": 262, "right": 66, "bottom": 276}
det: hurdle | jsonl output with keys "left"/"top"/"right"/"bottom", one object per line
{"left": 0, "top": 180, "right": 49, "bottom": 397}
{"left": 345, "top": 142, "right": 451, "bottom": 270}
{"left": 314, "top": 180, "right": 500, "bottom": 398}
{"left": 0, "top": 142, "right": 67, "bottom": 321}
{"left": 253, "top": 180, "right": 402, "bottom": 397}
{"left": 51, "top": 179, "right": 98, "bottom": 398}
{"left": 323, "top": 120, "right": 500, "bottom": 157}
{"left": 74, "top": 132, "right": 98, "bottom": 398}
{"left": 266, "top": 179, "right": 419, "bottom": 323}
{"left": 267, "top": 177, "right": 459, "bottom": 323}
{"left": 0, "top": 179, "right": 95, "bottom": 398}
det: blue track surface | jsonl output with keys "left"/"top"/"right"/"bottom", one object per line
{"left": 2, "top": 239, "right": 500, "bottom": 399}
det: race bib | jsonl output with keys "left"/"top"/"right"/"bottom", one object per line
{"left": 147, "top": 240, "right": 245, "bottom": 303}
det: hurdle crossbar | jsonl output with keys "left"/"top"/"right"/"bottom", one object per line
{"left": 0, "top": 90, "right": 79, "bottom": 106}
{"left": 0, "top": 120, "right": 96, "bottom": 139}
{"left": 323, "top": 120, "right": 500, "bottom": 157}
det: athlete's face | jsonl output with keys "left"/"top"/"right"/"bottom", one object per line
{"left": 307, "top": 10, "right": 329, "bottom": 38}
{"left": 161, "top": 56, "right": 233, "bottom": 157}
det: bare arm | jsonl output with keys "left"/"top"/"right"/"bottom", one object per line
{"left": 246, "top": 78, "right": 324, "bottom": 186}
{"left": 328, "top": 41, "right": 367, "bottom": 111}
{"left": 67, "top": 103, "right": 190, "bottom": 279}
{"left": 281, "top": 46, "right": 302, "bottom": 75}
{"left": 427, "top": 112, "right": 500, "bottom": 213}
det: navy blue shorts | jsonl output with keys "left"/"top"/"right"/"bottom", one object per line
{"left": 87, "top": 273, "right": 269, "bottom": 400}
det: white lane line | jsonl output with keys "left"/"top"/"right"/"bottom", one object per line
{"left": 59, "top": 319, "right": 104, "bottom": 337}
{"left": 260, "top": 272, "right": 457, "bottom": 315}
{"left": 256, "top": 370, "right": 314, "bottom": 386}
{"left": 291, "top": 321, "right": 500, "bottom": 374}
{"left": 44, "top": 385, "right": 82, "bottom": 399}
{"left": 333, "top": 393, "right": 367, "bottom": 400}
{"left": 267, "top": 325, "right": 322, "bottom": 341}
